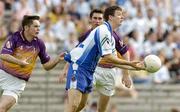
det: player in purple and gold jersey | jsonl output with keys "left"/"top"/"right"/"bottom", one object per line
{"left": 0, "top": 15, "right": 64, "bottom": 112}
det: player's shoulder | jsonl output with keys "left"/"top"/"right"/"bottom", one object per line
{"left": 98, "top": 24, "right": 108, "bottom": 30}
{"left": 96, "top": 25, "right": 111, "bottom": 40}
{"left": 36, "top": 37, "right": 45, "bottom": 45}
{"left": 112, "top": 31, "right": 119, "bottom": 37}
{"left": 112, "top": 31, "right": 122, "bottom": 41}
{"left": 12, "top": 31, "right": 20, "bottom": 38}
{"left": 8, "top": 31, "right": 21, "bottom": 42}
{"left": 98, "top": 24, "right": 110, "bottom": 35}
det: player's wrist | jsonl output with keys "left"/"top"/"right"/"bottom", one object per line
{"left": 123, "top": 70, "right": 130, "bottom": 76}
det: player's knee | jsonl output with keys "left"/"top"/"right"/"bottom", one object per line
{"left": 76, "top": 103, "right": 86, "bottom": 111}
{"left": 79, "top": 103, "right": 86, "bottom": 109}
{"left": 0, "top": 105, "right": 7, "bottom": 112}
{"left": 71, "top": 103, "right": 79, "bottom": 112}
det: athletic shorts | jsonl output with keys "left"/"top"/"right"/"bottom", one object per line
{"left": 93, "top": 66, "right": 116, "bottom": 96}
{"left": 0, "top": 69, "right": 26, "bottom": 102}
{"left": 66, "top": 63, "right": 93, "bottom": 93}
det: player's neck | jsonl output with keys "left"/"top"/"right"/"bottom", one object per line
{"left": 108, "top": 21, "right": 116, "bottom": 30}
{"left": 23, "top": 31, "right": 34, "bottom": 42}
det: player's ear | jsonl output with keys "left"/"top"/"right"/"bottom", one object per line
{"left": 89, "top": 19, "right": 92, "bottom": 24}
{"left": 24, "top": 25, "right": 29, "bottom": 30}
{"left": 109, "top": 15, "right": 113, "bottom": 21}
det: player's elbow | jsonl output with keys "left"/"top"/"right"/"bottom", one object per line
{"left": 44, "top": 65, "right": 52, "bottom": 71}
{"left": 102, "top": 54, "right": 114, "bottom": 63}
{"left": 44, "top": 67, "right": 51, "bottom": 71}
{"left": 42, "top": 64, "right": 52, "bottom": 71}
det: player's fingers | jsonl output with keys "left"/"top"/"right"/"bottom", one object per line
{"left": 125, "top": 80, "right": 131, "bottom": 88}
{"left": 122, "top": 80, "right": 124, "bottom": 85}
{"left": 132, "top": 61, "right": 141, "bottom": 64}
{"left": 125, "top": 82, "right": 130, "bottom": 88}
{"left": 59, "top": 52, "right": 67, "bottom": 57}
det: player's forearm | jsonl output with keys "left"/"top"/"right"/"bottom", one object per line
{"left": 122, "top": 51, "right": 130, "bottom": 76}
{"left": 61, "top": 62, "right": 69, "bottom": 77}
{"left": 112, "top": 64, "right": 136, "bottom": 70}
{"left": 0, "top": 54, "right": 25, "bottom": 66}
{"left": 43, "top": 56, "right": 61, "bottom": 71}
{"left": 103, "top": 54, "right": 132, "bottom": 66}
{"left": 64, "top": 63, "right": 69, "bottom": 72}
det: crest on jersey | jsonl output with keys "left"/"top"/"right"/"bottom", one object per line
{"left": 71, "top": 75, "right": 76, "bottom": 82}
{"left": 119, "top": 40, "right": 123, "bottom": 46}
{"left": 20, "top": 46, "right": 23, "bottom": 50}
{"left": 5, "top": 41, "right": 11, "bottom": 49}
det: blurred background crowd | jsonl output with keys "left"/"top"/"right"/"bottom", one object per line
{"left": 0, "top": 0, "right": 179, "bottom": 84}
{"left": 0, "top": 0, "right": 180, "bottom": 112}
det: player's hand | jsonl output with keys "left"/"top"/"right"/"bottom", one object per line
{"left": 135, "top": 61, "right": 146, "bottom": 70}
{"left": 59, "top": 52, "right": 67, "bottom": 61}
{"left": 20, "top": 60, "right": 29, "bottom": 67}
{"left": 122, "top": 75, "right": 132, "bottom": 88}
{"left": 130, "top": 61, "right": 146, "bottom": 70}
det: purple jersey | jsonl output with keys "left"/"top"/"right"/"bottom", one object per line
{"left": 0, "top": 31, "right": 50, "bottom": 81}
{"left": 113, "top": 31, "right": 128, "bottom": 55}
{"left": 78, "top": 30, "right": 128, "bottom": 55}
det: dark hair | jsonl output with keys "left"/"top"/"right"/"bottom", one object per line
{"left": 89, "top": 9, "right": 103, "bottom": 19}
{"left": 22, "top": 15, "right": 40, "bottom": 29}
{"left": 103, "top": 5, "right": 122, "bottom": 21}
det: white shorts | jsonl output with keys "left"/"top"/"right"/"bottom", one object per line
{"left": 0, "top": 69, "right": 26, "bottom": 102}
{"left": 93, "top": 66, "right": 116, "bottom": 96}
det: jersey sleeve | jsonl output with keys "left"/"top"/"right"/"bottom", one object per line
{"left": 1, "top": 35, "right": 16, "bottom": 55}
{"left": 38, "top": 39, "right": 50, "bottom": 64}
{"left": 97, "top": 26, "right": 113, "bottom": 56}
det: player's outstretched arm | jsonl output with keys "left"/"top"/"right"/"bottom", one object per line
{"left": 42, "top": 52, "right": 65, "bottom": 71}
{"left": 103, "top": 53, "right": 135, "bottom": 65}
{"left": 112, "top": 64, "right": 138, "bottom": 70}
{"left": 0, "top": 54, "right": 29, "bottom": 67}
{"left": 103, "top": 54, "right": 145, "bottom": 70}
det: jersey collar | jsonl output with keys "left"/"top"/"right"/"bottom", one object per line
{"left": 104, "top": 21, "right": 112, "bottom": 35}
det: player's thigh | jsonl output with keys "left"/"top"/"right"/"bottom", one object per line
{"left": 66, "top": 63, "right": 93, "bottom": 93}
{"left": 0, "top": 95, "right": 16, "bottom": 110}
{"left": 0, "top": 70, "right": 26, "bottom": 103}
{"left": 94, "top": 67, "right": 116, "bottom": 85}
{"left": 68, "top": 89, "right": 82, "bottom": 106}
{"left": 94, "top": 67, "right": 116, "bottom": 96}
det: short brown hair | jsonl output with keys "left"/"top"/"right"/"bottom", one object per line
{"left": 103, "top": 5, "right": 122, "bottom": 21}
{"left": 22, "top": 15, "right": 40, "bottom": 29}
{"left": 89, "top": 9, "right": 103, "bottom": 19}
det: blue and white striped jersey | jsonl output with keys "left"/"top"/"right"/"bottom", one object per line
{"left": 64, "top": 22, "right": 116, "bottom": 72}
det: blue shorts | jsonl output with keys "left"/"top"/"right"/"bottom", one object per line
{"left": 66, "top": 63, "right": 93, "bottom": 93}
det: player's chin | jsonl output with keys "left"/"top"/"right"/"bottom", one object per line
{"left": 118, "top": 23, "right": 122, "bottom": 26}
{"left": 95, "top": 23, "right": 101, "bottom": 26}
{"left": 34, "top": 33, "right": 39, "bottom": 37}
{"left": 33, "top": 34, "right": 38, "bottom": 37}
